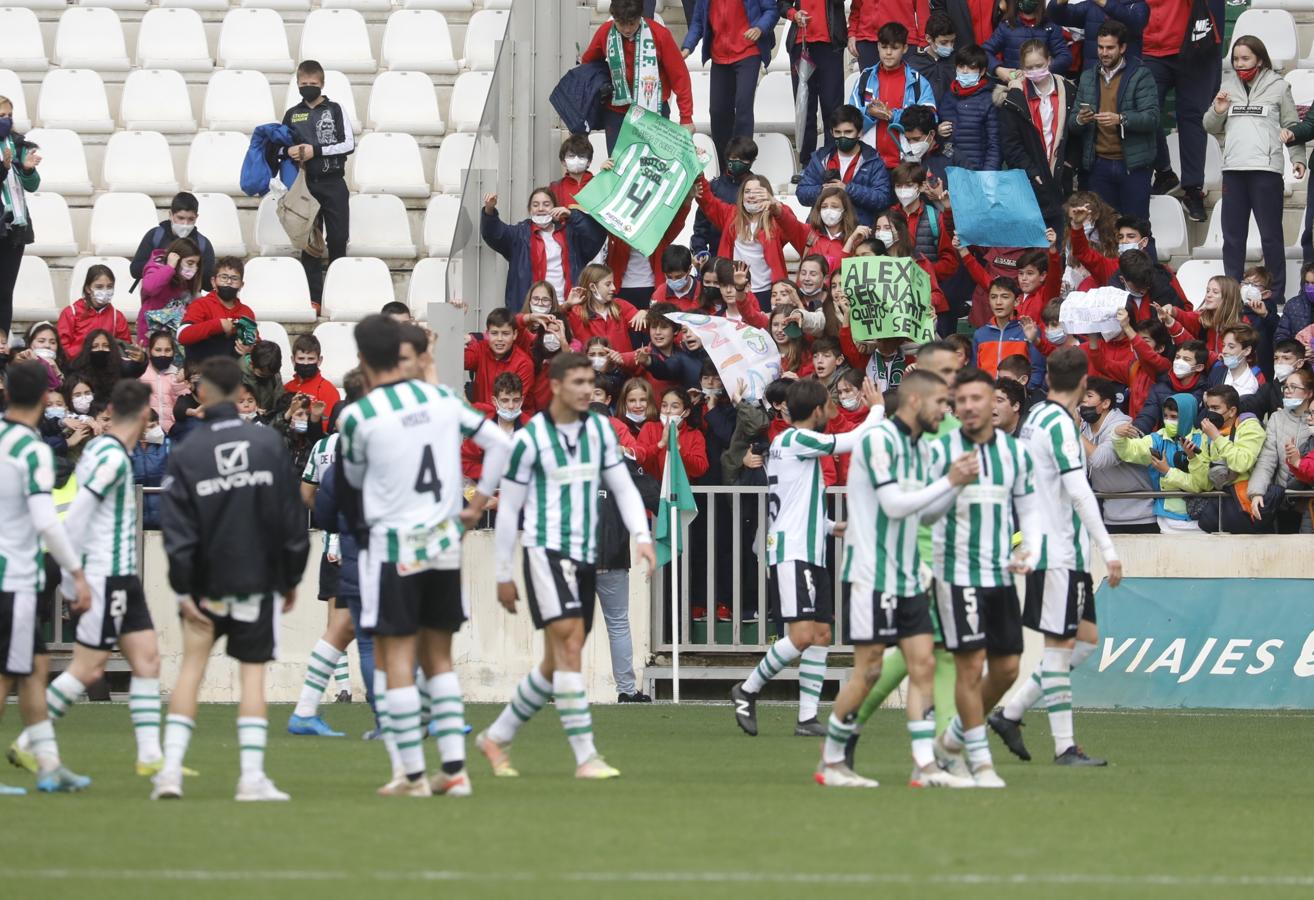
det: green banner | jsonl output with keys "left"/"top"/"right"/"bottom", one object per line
{"left": 575, "top": 107, "right": 699, "bottom": 257}
{"left": 839, "top": 256, "right": 934, "bottom": 344}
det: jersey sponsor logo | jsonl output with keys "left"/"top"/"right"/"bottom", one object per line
{"left": 549, "top": 463, "right": 594, "bottom": 484}
{"left": 215, "top": 441, "right": 250, "bottom": 475}
{"left": 959, "top": 484, "right": 1009, "bottom": 506}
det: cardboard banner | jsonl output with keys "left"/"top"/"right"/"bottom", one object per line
{"left": 574, "top": 106, "right": 700, "bottom": 257}
{"left": 839, "top": 256, "right": 935, "bottom": 344}
{"left": 1060, "top": 286, "right": 1129, "bottom": 339}
{"left": 945, "top": 166, "right": 1050, "bottom": 249}
{"left": 667, "top": 311, "right": 781, "bottom": 402}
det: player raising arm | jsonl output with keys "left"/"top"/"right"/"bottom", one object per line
{"left": 479, "top": 352, "right": 655, "bottom": 781}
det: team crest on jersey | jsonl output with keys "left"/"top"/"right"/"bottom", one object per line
{"left": 215, "top": 441, "right": 249, "bottom": 475}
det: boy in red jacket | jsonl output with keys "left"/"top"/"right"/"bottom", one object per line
{"left": 461, "top": 372, "right": 530, "bottom": 485}
{"left": 955, "top": 231, "right": 1062, "bottom": 324}
{"left": 1085, "top": 308, "right": 1172, "bottom": 419}
{"left": 284, "top": 333, "right": 341, "bottom": 421}
{"left": 463, "top": 308, "right": 537, "bottom": 411}
{"left": 178, "top": 257, "right": 259, "bottom": 362}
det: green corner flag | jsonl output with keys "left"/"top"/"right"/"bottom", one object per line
{"left": 655, "top": 420, "right": 698, "bottom": 567}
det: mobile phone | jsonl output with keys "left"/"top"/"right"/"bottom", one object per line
{"left": 1149, "top": 447, "right": 1163, "bottom": 461}
{"left": 1079, "top": 103, "right": 1093, "bottom": 113}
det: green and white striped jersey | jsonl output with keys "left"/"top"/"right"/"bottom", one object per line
{"left": 766, "top": 427, "right": 835, "bottom": 566}
{"left": 842, "top": 418, "right": 932, "bottom": 596}
{"left": 302, "top": 432, "right": 339, "bottom": 485}
{"left": 1019, "top": 399, "right": 1089, "bottom": 572}
{"left": 0, "top": 420, "right": 55, "bottom": 592}
{"left": 503, "top": 410, "right": 624, "bottom": 565}
{"left": 338, "top": 380, "right": 487, "bottom": 570}
{"left": 928, "top": 429, "right": 1034, "bottom": 588}
{"left": 72, "top": 435, "right": 137, "bottom": 577}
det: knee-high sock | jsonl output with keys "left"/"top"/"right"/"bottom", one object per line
{"left": 27, "top": 720, "right": 60, "bottom": 774}
{"left": 161, "top": 714, "right": 193, "bottom": 779}
{"left": 908, "top": 719, "right": 936, "bottom": 769}
{"left": 428, "top": 672, "right": 465, "bottom": 774}
{"left": 964, "top": 724, "right": 993, "bottom": 772}
{"left": 294, "top": 639, "right": 343, "bottom": 718}
{"left": 932, "top": 648, "right": 958, "bottom": 735}
{"left": 386, "top": 686, "right": 426, "bottom": 779}
{"left": 129, "top": 676, "right": 162, "bottom": 763}
{"left": 332, "top": 655, "right": 351, "bottom": 695}
{"left": 553, "top": 671, "right": 597, "bottom": 766}
{"left": 373, "top": 670, "right": 402, "bottom": 776}
{"left": 416, "top": 674, "right": 433, "bottom": 726}
{"left": 856, "top": 649, "right": 908, "bottom": 726}
{"left": 742, "top": 636, "right": 800, "bottom": 694}
{"left": 821, "top": 713, "right": 854, "bottom": 765}
{"left": 1042, "top": 647, "right": 1075, "bottom": 755}
{"left": 1071, "top": 640, "right": 1097, "bottom": 670}
{"left": 46, "top": 672, "right": 85, "bottom": 721}
{"left": 486, "top": 669, "right": 553, "bottom": 745}
{"left": 797, "top": 645, "right": 828, "bottom": 722}
{"left": 1002, "top": 661, "right": 1045, "bottom": 721}
{"left": 237, "top": 717, "right": 267, "bottom": 779}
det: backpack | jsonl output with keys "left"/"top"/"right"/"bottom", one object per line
{"left": 1181, "top": 0, "right": 1221, "bottom": 61}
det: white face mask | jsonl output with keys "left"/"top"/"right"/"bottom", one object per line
{"left": 240, "top": 411, "right": 258, "bottom": 421}
{"left": 590, "top": 356, "right": 608, "bottom": 371}
{"left": 531, "top": 213, "right": 554, "bottom": 228}
{"left": 660, "top": 413, "right": 682, "bottom": 427}
{"left": 1045, "top": 327, "right": 1067, "bottom": 344}
{"left": 172, "top": 222, "right": 194, "bottom": 239}
{"left": 894, "top": 186, "right": 920, "bottom": 207}
{"left": 291, "top": 419, "right": 309, "bottom": 433}
{"left": 902, "top": 139, "right": 930, "bottom": 160}
{"left": 45, "top": 406, "right": 66, "bottom": 421}
{"left": 702, "top": 386, "right": 722, "bottom": 397}
{"left": 1274, "top": 363, "right": 1294, "bottom": 382}
{"left": 1117, "top": 241, "right": 1141, "bottom": 255}
{"left": 743, "top": 200, "right": 766, "bottom": 215}
{"left": 1172, "top": 358, "right": 1195, "bottom": 378}
{"left": 625, "top": 410, "right": 647, "bottom": 423}
{"left": 90, "top": 288, "right": 114, "bottom": 307}
{"left": 542, "top": 332, "right": 561, "bottom": 352}
{"left": 1240, "top": 283, "right": 1262, "bottom": 304}
{"left": 839, "top": 396, "right": 861, "bottom": 411}
{"left": 143, "top": 425, "right": 165, "bottom": 445}
{"left": 72, "top": 395, "right": 93, "bottom": 414}
{"left": 819, "top": 207, "right": 844, "bottom": 227}
{"left": 529, "top": 301, "right": 553, "bottom": 315}
{"left": 497, "top": 405, "right": 522, "bottom": 421}
{"left": 873, "top": 229, "right": 895, "bottom": 246}
{"left": 564, "top": 156, "right": 589, "bottom": 174}
{"left": 34, "top": 347, "right": 57, "bottom": 362}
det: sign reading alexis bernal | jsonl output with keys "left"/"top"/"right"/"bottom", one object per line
{"left": 840, "top": 256, "right": 934, "bottom": 344}
{"left": 1073, "top": 578, "right": 1314, "bottom": 709}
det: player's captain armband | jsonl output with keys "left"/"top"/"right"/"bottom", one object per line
{"left": 549, "top": 463, "right": 595, "bottom": 484}
{"left": 959, "top": 484, "right": 1009, "bottom": 506}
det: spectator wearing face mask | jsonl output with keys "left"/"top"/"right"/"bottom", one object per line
{"left": 132, "top": 409, "right": 170, "bottom": 530}
{"left": 283, "top": 334, "right": 340, "bottom": 421}
{"left": 65, "top": 328, "right": 146, "bottom": 403}
{"left": 1134, "top": 339, "right": 1209, "bottom": 433}
{"left": 129, "top": 192, "right": 215, "bottom": 290}
{"left": 240, "top": 340, "right": 285, "bottom": 416}
{"left": 797, "top": 105, "right": 894, "bottom": 227}
{"left": 1238, "top": 266, "right": 1279, "bottom": 376}
{"left": 178, "top": 257, "right": 260, "bottom": 363}
{"left": 1188, "top": 385, "right": 1266, "bottom": 533}
{"left": 18, "top": 322, "right": 64, "bottom": 391}
{"left": 649, "top": 245, "right": 701, "bottom": 309}
{"left": 1248, "top": 367, "right": 1314, "bottom": 532}
{"left": 1066, "top": 214, "right": 1188, "bottom": 320}
{"left": 1078, "top": 376, "right": 1157, "bottom": 533}
{"left": 1203, "top": 323, "right": 1267, "bottom": 401}
{"left": 985, "top": 0, "right": 1073, "bottom": 80}
{"left": 1254, "top": 340, "right": 1309, "bottom": 417}
{"left": 139, "top": 331, "right": 190, "bottom": 436}
{"left": 58, "top": 265, "right": 132, "bottom": 358}
{"left": 1277, "top": 264, "right": 1314, "bottom": 347}
{"left": 0, "top": 93, "right": 42, "bottom": 346}
{"left": 889, "top": 162, "right": 959, "bottom": 282}
{"left": 139, "top": 238, "right": 204, "bottom": 344}
{"left": 279, "top": 395, "right": 321, "bottom": 472}
{"left": 905, "top": 13, "right": 959, "bottom": 103}
{"left": 692, "top": 137, "right": 758, "bottom": 261}
{"left": 936, "top": 45, "right": 1001, "bottom": 173}
{"left": 634, "top": 388, "right": 710, "bottom": 480}
{"left": 849, "top": 24, "right": 938, "bottom": 169}
{"left": 996, "top": 39, "right": 1074, "bottom": 233}
{"left": 461, "top": 373, "right": 530, "bottom": 486}
{"left": 889, "top": 104, "right": 951, "bottom": 181}
{"left": 550, "top": 134, "right": 594, "bottom": 208}
{"left": 1113, "top": 392, "right": 1205, "bottom": 533}
{"left": 482, "top": 189, "right": 607, "bottom": 314}
{"left": 828, "top": 368, "right": 868, "bottom": 484}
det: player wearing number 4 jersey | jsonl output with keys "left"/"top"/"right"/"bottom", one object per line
{"left": 338, "top": 315, "right": 512, "bottom": 798}
{"left": 731, "top": 378, "right": 885, "bottom": 739}
{"left": 990, "top": 347, "right": 1123, "bottom": 767}
{"left": 481, "top": 352, "right": 655, "bottom": 781}
{"left": 819, "top": 370, "right": 982, "bottom": 789}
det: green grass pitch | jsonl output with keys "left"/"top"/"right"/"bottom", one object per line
{"left": 2, "top": 703, "right": 1310, "bottom": 900}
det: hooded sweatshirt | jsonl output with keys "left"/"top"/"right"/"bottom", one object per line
{"left": 1113, "top": 392, "right": 1204, "bottom": 522}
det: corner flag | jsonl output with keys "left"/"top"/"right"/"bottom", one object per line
{"left": 655, "top": 420, "right": 698, "bottom": 567}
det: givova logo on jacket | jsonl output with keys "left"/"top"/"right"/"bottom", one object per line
{"left": 1072, "top": 579, "right": 1314, "bottom": 710}
{"left": 197, "top": 441, "right": 274, "bottom": 496}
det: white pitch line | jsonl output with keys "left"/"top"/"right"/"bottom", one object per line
{"left": 4, "top": 869, "right": 1314, "bottom": 888}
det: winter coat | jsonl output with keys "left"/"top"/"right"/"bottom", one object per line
{"left": 694, "top": 177, "right": 812, "bottom": 283}
{"left": 1249, "top": 405, "right": 1311, "bottom": 498}
{"left": 906, "top": 46, "right": 956, "bottom": 103}
{"left": 595, "top": 457, "right": 661, "bottom": 570}
{"left": 1203, "top": 67, "right": 1304, "bottom": 175}
{"left": 0, "top": 131, "right": 40, "bottom": 245}
{"left": 549, "top": 62, "right": 613, "bottom": 135}
{"left": 1070, "top": 57, "right": 1160, "bottom": 172}
{"left": 139, "top": 363, "right": 191, "bottom": 436}
{"left": 313, "top": 463, "right": 360, "bottom": 600}
{"left": 481, "top": 208, "right": 608, "bottom": 313}
{"left": 939, "top": 78, "right": 1001, "bottom": 171}
{"left": 634, "top": 420, "right": 710, "bottom": 482}
{"left": 129, "top": 219, "right": 215, "bottom": 287}
{"left": 972, "top": 318, "right": 1046, "bottom": 388}
{"left": 684, "top": 0, "right": 779, "bottom": 67}
{"left": 722, "top": 401, "right": 773, "bottom": 484}
{"left": 794, "top": 142, "right": 893, "bottom": 226}
{"left": 1047, "top": 0, "right": 1149, "bottom": 69}
{"left": 1275, "top": 289, "right": 1314, "bottom": 344}
{"left": 996, "top": 80, "right": 1075, "bottom": 227}
{"left": 983, "top": 19, "right": 1072, "bottom": 74}
{"left": 131, "top": 439, "right": 170, "bottom": 531}
{"left": 138, "top": 248, "right": 197, "bottom": 342}
{"left": 240, "top": 123, "right": 299, "bottom": 197}
{"left": 57, "top": 299, "right": 132, "bottom": 359}
{"left": 778, "top": 0, "right": 848, "bottom": 49}
{"left": 1083, "top": 407, "right": 1156, "bottom": 526}
{"left": 848, "top": 63, "right": 937, "bottom": 139}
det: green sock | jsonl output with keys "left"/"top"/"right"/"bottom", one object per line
{"left": 932, "top": 647, "right": 958, "bottom": 735}
{"left": 856, "top": 649, "right": 908, "bottom": 726}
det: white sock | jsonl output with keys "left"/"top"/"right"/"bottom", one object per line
{"left": 1071, "top": 640, "right": 1097, "bottom": 670}
{"left": 429, "top": 672, "right": 466, "bottom": 771}
{"left": 46, "top": 672, "right": 85, "bottom": 721}
{"left": 129, "top": 676, "right": 162, "bottom": 763}
{"left": 416, "top": 674, "right": 433, "bottom": 726}
{"left": 294, "top": 639, "right": 344, "bottom": 718}
{"left": 162, "top": 714, "right": 194, "bottom": 779}
{"left": 487, "top": 669, "right": 553, "bottom": 745}
{"left": 821, "top": 713, "right": 853, "bottom": 765}
{"left": 27, "top": 719, "right": 60, "bottom": 774}
{"left": 743, "top": 636, "right": 801, "bottom": 694}
{"left": 1042, "top": 647, "right": 1075, "bottom": 755}
{"left": 943, "top": 714, "right": 965, "bottom": 752}
{"left": 553, "top": 671, "right": 596, "bottom": 766}
{"left": 332, "top": 655, "right": 351, "bottom": 695}
{"left": 386, "top": 686, "right": 426, "bottom": 779}
{"left": 237, "top": 717, "right": 267, "bottom": 779}
{"left": 797, "top": 645, "right": 828, "bottom": 722}
{"left": 907, "top": 719, "right": 935, "bottom": 769}
{"left": 964, "top": 724, "right": 993, "bottom": 771}
{"left": 373, "top": 670, "right": 402, "bottom": 776}
{"left": 1002, "top": 665, "right": 1045, "bottom": 721}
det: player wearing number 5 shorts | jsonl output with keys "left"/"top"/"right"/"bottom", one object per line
{"left": 923, "top": 369, "right": 1044, "bottom": 788}
{"left": 482, "top": 352, "right": 656, "bottom": 781}
{"left": 338, "top": 315, "right": 512, "bottom": 798}
{"left": 731, "top": 377, "right": 885, "bottom": 739}
{"left": 156, "top": 357, "right": 311, "bottom": 801}
{"left": 990, "top": 348, "right": 1123, "bottom": 767}
{"left": 819, "top": 370, "right": 981, "bottom": 789}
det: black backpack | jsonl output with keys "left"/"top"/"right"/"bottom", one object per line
{"left": 1181, "top": 0, "right": 1221, "bottom": 61}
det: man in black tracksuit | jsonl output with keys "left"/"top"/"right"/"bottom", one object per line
{"left": 282, "top": 60, "right": 355, "bottom": 310}
{"left": 153, "top": 356, "right": 310, "bottom": 802}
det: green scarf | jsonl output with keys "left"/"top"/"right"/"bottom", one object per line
{"left": 1, "top": 138, "right": 29, "bottom": 228}
{"left": 606, "top": 19, "right": 662, "bottom": 113}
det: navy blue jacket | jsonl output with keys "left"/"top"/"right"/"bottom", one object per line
{"left": 240, "top": 123, "right": 299, "bottom": 197}
{"left": 938, "top": 80, "right": 1001, "bottom": 171}
{"left": 684, "top": 0, "right": 779, "bottom": 66}
{"left": 132, "top": 440, "right": 170, "bottom": 530}
{"left": 648, "top": 347, "right": 710, "bottom": 390}
{"left": 313, "top": 463, "right": 360, "bottom": 601}
{"left": 982, "top": 20, "right": 1072, "bottom": 74}
{"left": 481, "top": 208, "right": 607, "bottom": 312}
{"left": 550, "top": 61, "right": 613, "bottom": 135}
{"left": 692, "top": 172, "right": 747, "bottom": 257}
{"left": 1046, "top": 0, "right": 1148, "bottom": 69}
{"left": 795, "top": 143, "right": 893, "bottom": 226}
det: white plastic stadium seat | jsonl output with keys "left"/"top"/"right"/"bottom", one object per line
{"left": 13, "top": 256, "right": 59, "bottom": 322}
{"left": 407, "top": 257, "right": 449, "bottom": 317}
{"left": 779, "top": 195, "right": 810, "bottom": 262}
{"left": 67, "top": 257, "right": 138, "bottom": 319}
{"left": 382, "top": 11, "right": 460, "bottom": 75}
{"left": 121, "top": 70, "right": 198, "bottom": 133}
{"left": 243, "top": 257, "right": 316, "bottom": 324}
{"left": 367, "top": 71, "right": 445, "bottom": 135}
{"left": 0, "top": 9, "right": 48, "bottom": 72}
{"left": 688, "top": 70, "right": 712, "bottom": 133}
{"left": 103, "top": 132, "right": 182, "bottom": 195}
{"left": 218, "top": 9, "right": 295, "bottom": 74}
{"left": 311, "top": 322, "right": 358, "bottom": 387}
{"left": 53, "top": 9, "right": 130, "bottom": 71}
{"left": 1285, "top": 68, "right": 1314, "bottom": 108}
{"left": 767, "top": 32, "right": 793, "bottom": 73}
{"left": 137, "top": 8, "right": 213, "bottom": 73}
{"left": 323, "top": 257, "right": 396, "bottom": 322}
{"left": 299, "top": 9, "right": 377, "bottom": 74}
{"left": 1174, "top": 259, "right": 1226, "bottom": 309}
{"left": 0, "top": 71, "right": 33, "bottom": 132}
{"left": 37, "top": 70, "right": 114, "bottom": 133}
{"left": 195, "top": 193, "right": 248, "bottom": 258}
{"left": 255, "top": 195, "right": 296, "bottom": 256}
{"left": 323, "top": 0, "right": 393, "bottom": 10}
{"left": 423, "top": 194, "right": 462, "bottom": 257}
{"left": 433, "top": 132, "right": 477, "bottom": 193}
{"left": 1196, "top": 202, "right": 1301, "bottom": 262}
{"left": 352, "top": 132, "right": 430, "bottom": 197}
{"left": 6, "top": 0, "right": 62, "bottom": 9}
{"left": 253, "top": 320, "right": 292, "bottom": 381}
{"left": 22, "top": 130, "right": 93, "bottom": 197}
{"left": 693, "top": 131, "right": 720, "bottom": 178}
{"left": 753, "top": 133, "right": 797, "bottom": 194}
{"left": 753, "top": 72, "right": 797, "bottom": 133}
{"left": 81, "top": 0, "right": 151, "bottom": 10}
{"left": 1148, "top": 195, "right": 1189, "bottom": 263}
{"left": 187, "top": 131, "right": 248, "bottom": 194}
{"left": 1231, "top": 10, "right": 1298, "bottom": 71}
{"left": 204, "top": 70, "right": 276, "bottom": 132}
{"left": 1166, "top": 132, "right": 1222, "bottom": 194}
{"left": 281, "top": 71, "right": 361, "bottom": 133}
{"left": 24, "top": 193, "right": 80, "bottom": 258}
{"left": 464, "top": 9, "right": 509, "bottom": 71}
{"left": 449, "top": 71, "right": 494, "bottom": 132}
{"left": 403, "top": 0, "right": 472, "bottom": 10}
{"left": 347, "top": 194, "right": 417, "bottom": 258}
{"left": 241, "top": 0, "right": 309, "bottom": 9}
{"left": 161, "top": 0, "right": 231, "bottom": 10}
{"left": 90, "top": 193, "right": 160, "bottom": 258}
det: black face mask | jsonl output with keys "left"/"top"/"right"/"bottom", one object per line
{"left": 834, "top": 136, "right": 860, "bottom": 153}
{"left": 295, "top": 363, "right": 319, "bottom": 381}
{"left": 299, "top": 85, "right": 322, "bottom": 103}
{"left": 1078, "top": 405, "right": 1102, "bottom": 424}
{"left": 1202, "top": 410, "right": 1226, "bottom": 430}
{"left": 702, "top": 285, "right": 722, "bottom": 306}
{"left": 150, "top": 355, "right": 173, "bottom": 372}
{"left": 90, "top": 350, "right": 112, "bottom": 367}
{"left": 217, "top": 286, "right": 240, "bottom": 303}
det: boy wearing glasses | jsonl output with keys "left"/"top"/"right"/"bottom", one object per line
{"left": 178, "top": 258, "right": 260, "bottom": 363}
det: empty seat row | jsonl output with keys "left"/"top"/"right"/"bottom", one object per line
{"left": 9, "top": 0, "right": 505, "bottom": 11}
{"left": 0, "top": 7, "right": 506, "bottom": 75}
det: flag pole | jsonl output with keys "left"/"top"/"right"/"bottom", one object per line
{"left": 669, "top": 422, "right": 681, "bottom": 704}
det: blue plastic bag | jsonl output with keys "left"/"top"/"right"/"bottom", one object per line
{"left": 945, "top": 167, "right": 1050, "bottom": 249}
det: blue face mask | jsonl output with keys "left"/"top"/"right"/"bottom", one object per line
{"left": 0, "top": 117, "right": 12, "bottom": 140}
{"left": 955, "top": 71, "right": 981, "bottom": 89}
{"left": 935, "top": 44, "right": 954, "bottom": 58}
{"left": 666, "top": 275, "right": 692, "bottom": 295}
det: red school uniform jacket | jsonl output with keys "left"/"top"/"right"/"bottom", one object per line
{"left": 284, "top": 370, "right": 342, "bottom": 421}
{"left": 850, "top": 0, "right": 931, "bottom": 46}
{"left": 580, "top": 18, "right": 695, "bottom": 124}
{"left": 57, "top": 298, "right": 133, "bottom": 359}
{"left": 463, "top": 338, "right": 537, "bottom": 411}
{"left": 694, "top": 176, "right": 812, "bottom": 283}
{"left": 633, "top": 420, "right": 710, "bottom": 480}
{"left": 961, "top": 246, "right": 1063, "bottom": 323}
{"left": 177, "top": 291, "right": 260, "bottom": 360}
{"left": 1085, "top": 333, "right": 1171, "bottom": 417}
{"left": 567, "top": 298, "right": 642, "bottom": 353}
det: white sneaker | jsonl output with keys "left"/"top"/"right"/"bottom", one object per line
{"left": 814, "top": 761, "right": 879, "bottom": 788}
{"left": 235, "top": 775, "right": 290, "bottom": 801}
{"left": 429, "top": 768, "right": 473, "bottom": 796}
{"left": 972, "top": 766, "right": 1007, "bottom": 788}
{"left": 377, "top": 775, "right": 432, "bottom": 797}
{"left": 909, "top": 764, "right": 975, "bottom": 788}
{"left": 150, "top": 772, "right": 183, "bottom": 800}
{"left": 933, "top": 732, "right": 971, "bottom": 780}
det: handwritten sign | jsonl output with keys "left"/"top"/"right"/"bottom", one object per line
{"left": 1060, "top": 286, "right": 1129, "bottom": 339}
{"left": 667, "top": 311, "right": 781, "bottom": 402}
{"left": 839, "top": 256, "right": 934, "bottom": 344}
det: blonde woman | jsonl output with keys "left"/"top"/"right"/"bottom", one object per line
{"left": 694, "top": 173, "right": 810, "bottom": 308}
{"left": 1160, "top": 274, "right": 1243, "bottom": 361}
